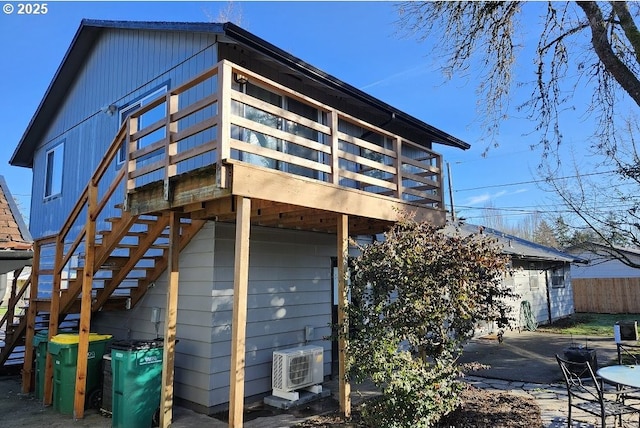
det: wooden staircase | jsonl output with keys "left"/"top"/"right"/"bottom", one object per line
{"left": 0, "top": 208, "right": 204, "bottom": 369}
{"left": 0, "top": 117, "right": 206, "bottom": 387}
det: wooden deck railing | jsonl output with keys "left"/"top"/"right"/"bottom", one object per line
{"left": 124, "top": 59, "right": 443, "bottom": 208}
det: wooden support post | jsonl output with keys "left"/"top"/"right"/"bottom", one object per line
{"left": 434, "top": 153, "right": 443, "bottom": 208}
{"left": 329, "top": 110, "right": 340, "bottom": 186}
{"left": 126, "top": 116, "right": 139, "bottom": 195}
{"left": 44, "top": 238, "right": 64, "bottom": 405}
{"left": 228, "top": 196, "right": 251, "bottom": 428}
{"left": 216, "top": 61, "right": 232, "bottom": 189}
{"left": 73, "top": 183, "right": 98, "bottom": 420}
{"left": 394, "top": 137, "right": 404, "bottom": 200}
{"left": 160, "top": 211, "right": 180, "bottom": 427}
{"left": 22, "top": 246, "right": 40, "bottom": 393}
{"left": 164, "top": 93, "right": 179, "bottom": 201}
{"left": 7, "top": 267, "right": 21, "bottom": 325}
{"left": 337, "top": 214, "right": 351, "bottom": 417}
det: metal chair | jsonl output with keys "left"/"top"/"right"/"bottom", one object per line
{"left": 556, "top": 354, "right": 640, "bottom": 428}
{"left": 618, "top": 343, "right": 640, "bottom": 365}
{"left": 616, "top": 343, "right": 640, "bottom": 403}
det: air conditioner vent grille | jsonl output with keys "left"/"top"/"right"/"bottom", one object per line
{"left": 289, "top": 355, "right": 311, "bottom": 386}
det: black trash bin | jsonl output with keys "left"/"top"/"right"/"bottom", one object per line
{"left": 100, "top": 354, "right": 112, "bottom": 417}
{"left": 563, "top": 346, "right": 597, "bottom": 375}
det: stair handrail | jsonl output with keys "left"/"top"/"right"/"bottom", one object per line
{"left": 54, "top": 123, "right": 128, "bottom": 279}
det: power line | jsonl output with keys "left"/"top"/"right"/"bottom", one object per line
{"left": 454, "top": 170, "right": 618, "bottom": 192}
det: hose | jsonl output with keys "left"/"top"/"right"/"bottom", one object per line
{"left": 519, "top": 300, "right": 537, "bottom": 332}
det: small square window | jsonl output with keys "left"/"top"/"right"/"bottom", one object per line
{"left": 551, "top": 267, "right": 566, "bottom": 288}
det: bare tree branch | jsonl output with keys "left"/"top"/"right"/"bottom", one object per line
{"left": 577, "top": 1, "right": 640, "bottom": 106}
{"left": 611, "top": 1, "right": 640, "bottom": 66}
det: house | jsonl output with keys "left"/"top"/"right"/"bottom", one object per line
{"left": 6, "top": 20, "right": 470, "bottom": 426}
{"left": 445, "top": 223, "right": 586, "bottom": 332}
{"left": 566, "top": 242, "right": 640, "bottom": 313}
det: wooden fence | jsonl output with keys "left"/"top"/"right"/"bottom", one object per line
{"left": 573, "top": 278, "right": 640, "bottom": 313}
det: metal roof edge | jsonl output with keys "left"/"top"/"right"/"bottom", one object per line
{"left": 447, "top": 221, "right": 587, "bottom": 264}
{"left": 565, "top": 241, "right": 640, "bottom": 258}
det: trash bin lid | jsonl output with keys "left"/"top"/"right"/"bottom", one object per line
{"left": 32, "top": 329, "right": 49, "bottom": 346}
{"left": 50, "top": 333, "right": 112, "bottom": 344}
{"left": 111, "top": 338, "right": 164, "bottom": 350}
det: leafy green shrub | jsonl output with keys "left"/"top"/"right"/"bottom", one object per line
{"left": 344, "top": 217, "right": 516, "bottom": 427}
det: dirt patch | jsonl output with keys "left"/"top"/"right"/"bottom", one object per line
{"left": 294, "top": 386, "right": 543, "bottom": 428}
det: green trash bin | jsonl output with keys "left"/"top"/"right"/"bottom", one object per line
{"left": 32, "top": 329, "right": 48, "bottom": 400}
{"left": 48, "top": 333, "right": 112, "bottom": 414}
{"left": 111, "top": 339, "right": 164, "bottom": 428}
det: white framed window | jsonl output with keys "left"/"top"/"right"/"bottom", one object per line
{"left": 528, "top": 263, "right": 539, "bottom": 290}
{"left": 44, "top": 142, "right": 64, "bottom": 199}
{"left": 117, "top": 85, "right": 168, "bottom": 164}
{"left": 551, "top": 267, "right": 566, "bottom": 288}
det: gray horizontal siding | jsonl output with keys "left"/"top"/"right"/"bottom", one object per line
{"left": 505, "top": 261, "right": 574, "bottom": 326}
{"left": 571, "top": 250, "right": 640, "bottom": 279}
{"left": 549, "top": 264, "right": 574, "bottom": 320}
{"left": 209, "top": 223, "right": 334, "bottom": 408}
{"left": 91, "top": 221, "right": 335, "bottom": 411}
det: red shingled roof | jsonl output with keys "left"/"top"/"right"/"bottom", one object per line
{"left": 0, "top": 180, "right": 31, "bottom": 251}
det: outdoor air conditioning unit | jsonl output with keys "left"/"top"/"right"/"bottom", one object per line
{"left": 272, "top": 345, "right": 324, "bottom": 401}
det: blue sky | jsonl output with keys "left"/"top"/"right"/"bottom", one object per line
{"left": 0, "top": 1, "right": 601, "bottom": 226}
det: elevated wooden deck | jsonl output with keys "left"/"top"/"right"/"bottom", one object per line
{"left": 123, "top": 59, "right": 446, "bottom": 234}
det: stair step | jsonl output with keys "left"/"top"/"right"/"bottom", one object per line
{"left": 106, "top": 217, "right": 160, "bottom": 225}
{"left": 96, "top": 283, "right": 139, "bottom": 290}
{"left": 116, "top": 243, "right": 168, "bottom": 249}
{"left": 127, "top": 231, "right": 170, "bottom": 238}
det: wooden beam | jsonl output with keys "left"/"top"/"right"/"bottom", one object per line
{"left": 126, "top": 166, "right": 230, "bottom": 216}
{"left": 190, "top": 196, "right": 234, "bottom": 220}
{"left": 228, "top": 196, "right": 251, "bottom": 428}
{"left": 22, "top": 245, "right": 40, "bottom": 393}
{"left": 165, "top": 93, "right": 179, "bottom": 186}
{"left": 73, "top": 183, "right": 98, "bottom": 420}
{"left": 229, "top": 161, "right": 446, "bottom": 226}
{"left": 160, "top": 211, "right": 180, "bottom": 427}
{"left": 329, "top": 111, "right": 339, "bottom": 185}
{"left": 6, "top": 268, "right": 20, "bottom": 331}
{"left": 43, "top": 238, "right": 64, "bottom": 405}
{"left": 126, "top": 115, "right": 139, "bottom": 193}
{"left": 217, "top": 61, "right": 232, "bottom": 188}
{"left": 337, "top": 214, "right": 351, "bottom": 417}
